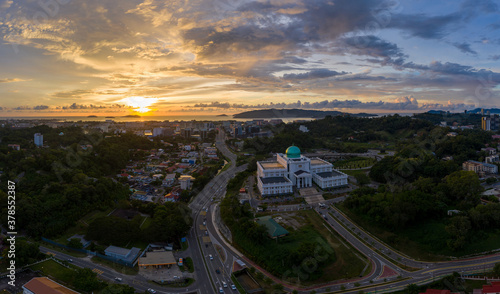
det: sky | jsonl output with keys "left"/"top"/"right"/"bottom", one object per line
{"left": 0, "top": 0, "right": 499, "bottom": 116}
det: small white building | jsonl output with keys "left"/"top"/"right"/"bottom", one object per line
{"left": 179, "top": 175, "right": 195, "bottom": 190}
{"left": 34, "top": 133, "right": 43, "bottom": 147}
{"left": 257, "top": 146, "right": 348, "bottom": 196}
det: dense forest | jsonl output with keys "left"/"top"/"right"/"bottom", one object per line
{"left": 244, "top": 115, "right": 435, "bottom": 154}
{"left": 0, "top": 126, "right": 160, "bottom": 238}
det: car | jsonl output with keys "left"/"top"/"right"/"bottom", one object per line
{"left": 203, "top": 221, "right": 206, "bottom": 226}
{"left": 222, "top": 281, "right": 227, "bottom": 288}
{"left": 231, "top": 284, "right": 236, "bottom": 290}
{"left": 216, "top": 269, "right": 221, "bottom": 274}
{"left": 148, "top": 289, "right": 156, "bottom": 294}
{"left": 319, "top": 203, "right": 325, "bottom": 208}
{"left": 114, "top": 277, "right": 122, "bottom": 282}
{"left": 209, "top": 254, "right": 214, "bottom": 260}
{"left": 219, "top": 287, "right": 224, "bottom": 293}
{"left": 67, "top": 259, "right": 73, "bottom": 262}
{"left": 205, "top": 230, "right": 209, "bottom": 236}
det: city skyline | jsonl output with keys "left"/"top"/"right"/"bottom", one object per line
{"left": 1, "top": 0, "right": 500, "bottom": 116}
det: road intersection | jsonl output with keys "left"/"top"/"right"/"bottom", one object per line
{"left": 37, "top": 131, "right": 500, "bottom": 294}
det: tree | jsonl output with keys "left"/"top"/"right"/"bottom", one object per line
{"left": 73, "top": 268, "right": 106, "bottom": 292}
{"left": 445, "top": 171, "right": 482, "bottom": 208}
{"left": 405, "top": 283, "right": 419, "bottom": 294}
{"left": 355, "top": 173, "right": 370, "bottom": 186}
{"left": 494, "top": 263, "right": 500, "bottom": 277}
{"left": 446, "top": 216, "right": 471, "bottom": 251}
{"left": 67, "top": 238, "right": 83, "bottom": 249}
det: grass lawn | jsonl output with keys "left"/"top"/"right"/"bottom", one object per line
{"left": 91, "top": 256, "right": 138, "bottom": 275}
{"left": 337, "top": 204, "right": 500, "bottom": 260}
{"left": 30, "top": 259, "right": 77, "bottom": 288}
{"left": 140, "top": 216, "right": 152, "bottom": 230}
{"left": 296, "top": 210, "right": 368, "bottom": 283}
{"left": 339, "top": 169, "right": 370, "bottom": 177}
{"left": 54, "top": 222, "right": 88, "bottom": 245}
{"left": 81, "top": 208, "right": 115, "bottom": 225}
{"left": 334, "top": 157, "right": 376, "bottom": 169}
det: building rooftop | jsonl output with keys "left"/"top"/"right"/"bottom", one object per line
{"left": 483, "top": 282, "right": 500, "bottom": 294}
{"left": 105, "top": 245, "right": 132, "bottom": 257}
{"left": 294, "top": 170, "right": 311, "bottom": 176}
{"left": 316, "top": 171, "right": 345, "bottom": 178}
{"left": 310, "top": 158, "right": 331, "bottom": 166}
{"left": 260, "top": 177, "right": 292, "bottom": 184}
{"left": 260, "top": 162, "right": 286, "bottom": 170}
{"left": 23, "top": 277, "right": 80, "bottom": 294}
{"left": 256, "top": 216, "right": 289, "bottom": 238}
{"left": 138, "top": 251, "right": 176, "bottom": 266}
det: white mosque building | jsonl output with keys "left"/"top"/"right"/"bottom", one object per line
{"left": 257, "top": 146, "right": 349, "bottom": 196}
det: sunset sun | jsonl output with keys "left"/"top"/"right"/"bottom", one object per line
{"left": 122, "top": 96, "right": 157, "bottom": 114}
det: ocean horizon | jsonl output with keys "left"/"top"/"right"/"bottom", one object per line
{"left": 0, "top": 113, "right": 416, "bottom": 123}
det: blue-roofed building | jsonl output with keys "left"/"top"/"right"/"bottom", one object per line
{"left": 256, "top": 216, "right": 289, "bottom": 239}
{"left": 104, "top": 245, "right": 141, "bottom": 264}
{"left": 257, "top": 146, "right": 348, "bottom": 196}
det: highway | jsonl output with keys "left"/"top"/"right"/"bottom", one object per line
{"left": 37, "top": 131, "right": 500, "bottom": 294}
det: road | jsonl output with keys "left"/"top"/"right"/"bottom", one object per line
{"left": 37, "top": 129, "right": 243, "bottom": 294}
{"left": 35, "top": 132, "right": 500, "bottom": 294}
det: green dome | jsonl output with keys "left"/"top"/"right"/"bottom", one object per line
{"left": 286, "top": 146, "right": 301, "bottom": 158}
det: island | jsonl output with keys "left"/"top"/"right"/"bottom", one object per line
{"left": 216, "top": 114, "right": 229, "bottom": 117}
{"left": 87, "top": 115, "right": 98, "bottom": 117}
{"left": 123, "top": 114, "right": 141, "bottom": 118}
{"left": 233, "top": 108, "right": 376, "bottom": 118}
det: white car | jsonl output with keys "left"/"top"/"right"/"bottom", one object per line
{"left": 114, "top": 277, "right": 122, "bottom": 282}
{"left": 222, "top": 281, "right": 227, "bottom": 288}
{"left": 148, "top": 289, "right": 156, "bottom": 294}
{"left": 231, "top": 284, "right": 236, "bottom": 290}
{"left": 219, "top": 287, "right": 224, "bottom": 293}
{"left": 209, "top": 254, "right": 213, "bottom": 260}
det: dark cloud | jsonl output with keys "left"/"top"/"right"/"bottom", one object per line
{"left": 338, "top": 35, "right": 407, "bottom": 64}
{"left": 13, "top": 106, "right": 31, "bottom": 110}
{"left": 33, "top": 105, "right": 49, "bottom": 110}
{"left": 452, "top": 42, "right": 477, "bottom": 55}
{"left": 0, "top": 106, "right": 4, "bottom": 110}
{"left": 388, "top": 12, "right": 462, "bottom": 39}
{"left": 60, "top": 103, "right": 124, "bottom": 110}
{"left": 490, "top": 55, "right": 500, "bottom": 61}
{"left": 192, "top": 96, "right": 474, "bottom": 111}
{"left": 282, "top": 69, "right": 348, "bottom": 81}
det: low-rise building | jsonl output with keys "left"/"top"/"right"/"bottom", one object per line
{"left": 463, "top": 160, "right": 498, "bottom": 175}
{"left": 23, "top": 277, "right": 80, "bottom": 294}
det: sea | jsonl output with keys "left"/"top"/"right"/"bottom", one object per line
{"left": 0, "top": 113, "right": 413, "bottom": 123}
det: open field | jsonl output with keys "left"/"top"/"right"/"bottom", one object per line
{"left": 337, "top": 204, "right": 500, "bottom": 260}
{"left": 30, "top": 259, "right": 77, "bottom": 288}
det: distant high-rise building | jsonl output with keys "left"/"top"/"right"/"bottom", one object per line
{"left": 182, "top": 128, "right": 192, "bottom": 138}
{"left": 153, "top": 127, "right": 164, "bottom": 137}
{"left": 34, "top": 133, "right": 43, "bottom": 147}
{"left": 482, "top": 115, "right": 500, "bottom": 131}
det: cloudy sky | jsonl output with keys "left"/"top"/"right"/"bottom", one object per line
{"left": 0, "top": 0, "right": 499, "bottom": 116}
